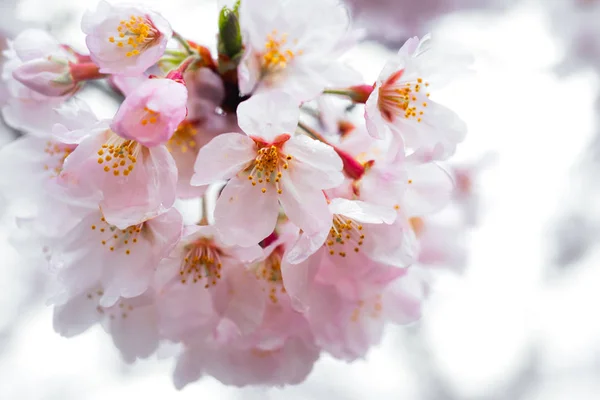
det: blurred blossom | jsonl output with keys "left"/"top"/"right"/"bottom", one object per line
{"left": 344, "top": 0, "right": 517, "bottom": 47}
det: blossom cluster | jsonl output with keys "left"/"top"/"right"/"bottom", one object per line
{"left": 0, "top": 0, "right": 475, "bottom": 388}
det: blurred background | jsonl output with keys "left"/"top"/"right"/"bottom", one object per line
{"left": 1, "top": 0, "right": 600, "bottom": 398}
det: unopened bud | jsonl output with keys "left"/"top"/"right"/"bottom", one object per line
{"left": 347, "top": 84, "right": 374, "bottom": 104}
{"left": 217, "top": 1, "right": 243, "bottom": 71}
{"left": 12, "top": 56, "right": 76, "bottom": 97}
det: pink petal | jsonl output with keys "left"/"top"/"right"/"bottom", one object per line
{"left": 191, "top": 133, "right": 255, "bottom": 186}
{"left": 214, "top": 175, "right": 279, "bottom": 247}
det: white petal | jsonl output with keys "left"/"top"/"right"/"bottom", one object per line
{"left": 214, "top": 176, "right": 279, "bottom": 247}
{"left": 236, "top": 92, "right": 299, "bottom": 141}
{"left": 329, "top": 198, "right": 396, "bottom": 225}
{"left": 191, "top": 133, "right": 256, "bottom": 186}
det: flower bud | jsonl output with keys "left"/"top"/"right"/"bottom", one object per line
{"left": 111, "top": 78, "right": 188, "bottom": 147}
{"left": 12, "top": 56, "right": 77, "bottom": 97}
{"left": 218, "top": 2, "right": 242, "bottom": 60}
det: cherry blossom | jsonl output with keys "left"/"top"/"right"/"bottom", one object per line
{"left": 237, "top": 0, "right": 360, "bottom": 101}
{"left": 53, "top": 287, "right": 161, "bottom": 363}
{"left": 365, "top": 35, "right": 468, "bottom": 158}
{"left": 55, "top": 112, "right": 177, "bottom": 229}
{"left": 111, "top": 78, "right": 188, "bottom": 147}
{"left": 1, "top": 30, "right": 73, "bottom": 135}
{"left": 191, "top": 92, "right": 344, "bottom": 247}
{"left": 51, "top": 207, "right": 183, "bottom": 308}
{"left": 0, "top": 0, "right": 475, "bottom": 388}
{"left": 154, "top": 224, "right": 264, "bottom": 342}
{"left": 82, "top": 0, "right": 173, "bottom": 76}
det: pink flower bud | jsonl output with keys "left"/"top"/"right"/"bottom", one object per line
{"left": 111, "top": 78, "right": 188, "bottom": 147}
{"left": 12, "top": 56, "right": 77, "bottom": 97}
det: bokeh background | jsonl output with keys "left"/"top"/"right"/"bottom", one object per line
{"left": 1, "top": 0, "right": 600, "bottom": 398}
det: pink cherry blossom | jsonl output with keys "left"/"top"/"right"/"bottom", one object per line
{"left": 111, "top": 78, "right": 188, "bottom": 147}
{"left": 286, "top": 198, "right": 415, "bottom": 268}
{"left": 55, "top": 114, "right": 177, "bottom": 229}
{"left": 237, "top": 0, "right": 361, "bottom": 101}
{"left": 53, "top": 286, "right": 161, "bottom": 363}
{"left": 82, "top": 0, "right": 173, "bottom": 76}
{"left": 191, "top": 92, "right": 344, "bottom": 247}
{"left": 304, "top": 268, "right": 424, "bottom": 360}
{"left": 172, "top": 237, "right": 319, "bottom": 388}
{"left": 173, "top": 328, "right": 319, "bottom": 388}
{"left": 365, "top": 35, "right": 469, "bottom": 159}
{"left": 154, "top": 224, "right": 264, "bottom": 342}
{"left": 51, "top": 207, "right": 182, "bottom": 308}
{"left": 1, "top": 30, "right": 73, "bottom": 135}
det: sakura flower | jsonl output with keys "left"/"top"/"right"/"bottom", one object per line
{"left": 304, "top": 268, "right": 424, "bottom": 361}
{"left": 174, "top": 328, "right": 319, "bottom": 388}
{"left": 51, "top": 207, "right": 182, "bottom": 307}
{"left": 365, "top": 35, "right": 468, "bottom": 159}
{"left": 154, "top": 224, "right": 264, "bottom": 342}
{"left": 191, "top": 92, "right": 344, "bottom": 247}
{"left": 0, "top": 99, "right": 99, "bottom": 237}
{"left": 173, "top": 234, "right": 319, "bottom": 388}
{"left": 56, "top": 114, "right": 177, "bottom": 229}
{"left": 111, "top": 78, "right": 188, "bottom": 147}
{"left": 82, "top": 0, "right": 173, "bottom": 76}
{"left": 53, "top": 287, "right": 161, "bottom": 363}
{"left": 1, "top": 30, "right": 72, "bottom": 135}
{"left": 237, "top": 0, "right": 360, "bottom": 101}
{"left": 7, "top": 29, "right": 82, "bottom": 97}
{"left": 286, "top": 198, "right": 415, "bottom": 268}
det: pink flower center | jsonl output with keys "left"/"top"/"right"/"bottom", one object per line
{"left": 97, "top": 134, "right": 141, "bottom": 177}
{"left": 90, "top": 215, "right": 143, "bottom": 255}
{"left": 254, "top": 246, "right": 286, "bottom": 304}
{"left": 246, "top": 143, "right": 292, "bottom": 195}
{"left": 179, "top": 239, "right": 223, "bottom": 288}
{"left": 166, "top": 122, "right": 198, "bottom": 154}
{"left": 378, "top": 73, "right": 430, "bottom": 124}
{"left": 108, "top": 15, "right": 159, "bottom": 58}
{"left": 140, "top": 106, "right": 160, "bottom": 126}
{"left": 43, "top": 141, "right": 75, "bottom": 177}
{"left": 261, "top": 30, "right": 303, "bottom": 72}
{"left": 326, "top": 215, "right": 365, "bottom": 257}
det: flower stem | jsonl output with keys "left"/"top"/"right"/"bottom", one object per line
{"left": 173, "top": 32, "right": 195, "bottom": 55}
{"left": 323, "top": 85, "right": 374, "bottom": 104}
{"left": 297, "top": 122, "right": 366, "bottom": 180}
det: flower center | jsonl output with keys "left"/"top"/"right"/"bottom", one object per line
{"left": 179, "top": 239, "right": 223, "bottom": 288}
{"left": 246, "top": 144, "right": 292, "bottom": 195}
{"left": 108, "top": 15, "right": 158, "bottom": 57}
{"left": 261, "top": 30, "right": 302, "bottom": 72}
{"left": 326, "top": 215, "right": 365, "bottom": 257}
{"left": 44, "top": 141, "right": 75, "bottom": 177}
{"left": 254, "top": 246, "right": 285, "bottom": 304}
{"left": 90, "top": 215, "right": 143, "bottom": 255}
{"left": 140, "top": 106, "right": 160, "bottom": 126}
{"left": 379, "top": 73, "right": 430, "bottom": 123}
{"left": 97, "top": 134, "right": 141, "bottom": 177}
{"left": 166, "top": 122, "right": 198, "bottom": 154}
